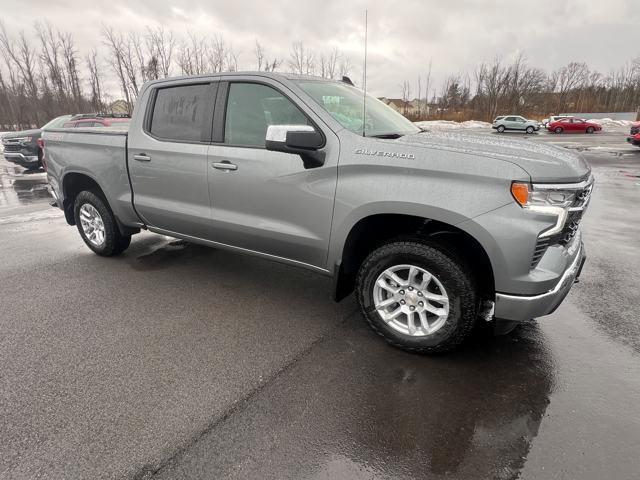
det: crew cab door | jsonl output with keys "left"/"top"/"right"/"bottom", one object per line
{"left": 128, "top": 81, "right": 217, "bottom": 238}
{"left": 206, "top": 79, "right": 338, "bottom": 269}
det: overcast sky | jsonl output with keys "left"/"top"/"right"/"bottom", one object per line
{"left": 1, "top": 0, "right": 638, "bottom": 98}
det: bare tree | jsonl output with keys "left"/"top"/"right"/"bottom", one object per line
{"left": 0, "top": 23, "right": 42, "bottom": 125}
{"left": 254, "top": 40, "right": 265, "bottom": 71}
{"left": 86, "top": 49, "right": 103, "bottom": 112}
{"left": 60, "top": 32, "right": 82, "bottom": 109}
{"left": 146, "top": 26, "right": 174, "bottom": 78}
{"left": 338, "top": 56, "right": 352, "bottom": 79}
{"left": 208, "top": 35, "right": 227, "bottom": 72}
{"left": 177, "top": 32, "right": 206, "bottom": 75}
{"left": 289, "top": 41, "right": 315, "bottom": 75}
{"left": 551, "top": 61, "right": 589, "bottom": 112}
{"left": 401, "top": 80, "right": 411, "bottom": 115}
{"left": 102, "top": 25, "right": 134, "bottom": 112}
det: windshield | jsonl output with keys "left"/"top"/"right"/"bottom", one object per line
{"left": 296, "top": 81, "right": 419, "bottom": 138}
{"left": 41, "top": 115, "right": 72, "bottom": 129}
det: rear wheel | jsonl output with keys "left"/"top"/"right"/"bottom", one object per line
{"left": 586, "top": 126, "right": 595, "bottom": 134}
{"left": 356, "top": 240, "right": 478, "bottom": 354}
{"left": 554, "top": 127, "right": 563, "bottom": 134}
{"left": 73, "top": 190, "right": 131, "bottom": 256}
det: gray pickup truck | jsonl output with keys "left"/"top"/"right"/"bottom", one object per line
{"left": 43, "top": 72, "right": 592, "bottom": 353}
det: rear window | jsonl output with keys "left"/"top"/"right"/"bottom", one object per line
{"left": 149, "top": 83, "right": 210, "bottom": 142}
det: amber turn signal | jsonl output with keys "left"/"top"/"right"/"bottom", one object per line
{"left": 511, "top": 182, "right": 530, "bottom": 206}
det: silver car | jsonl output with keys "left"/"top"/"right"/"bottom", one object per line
{"left": 492, "top": 115, "right": 540, "bottom": 134}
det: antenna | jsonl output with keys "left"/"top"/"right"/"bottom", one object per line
{"left": 362, "top": 9, "right": 368, "bottom": 137}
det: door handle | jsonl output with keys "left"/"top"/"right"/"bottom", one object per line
{"left": 133, "top": 153, "right": 151, "bottom": 162}
{"left": 212, "top": 161, "right": 238, "bottom": 171}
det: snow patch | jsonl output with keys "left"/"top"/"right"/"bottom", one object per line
{"left": 588, "top": 118, "right": 636, "bottom": 128}
{"left": 415, "top": 120, "right": 493, "bottom": 131}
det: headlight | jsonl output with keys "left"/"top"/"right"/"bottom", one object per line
{"left": 511, "top": 182, "right": 578, "bottom": 237}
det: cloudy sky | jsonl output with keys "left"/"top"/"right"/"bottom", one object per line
{"left": 1, "top": 0, "right": 638, "bottom": 98}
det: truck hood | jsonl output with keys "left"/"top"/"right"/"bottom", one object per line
{"left": 2, "top": 128, "right": 41, "bottom": 140}
{"left": 395, "top": 131, "right": 590, "bottom": 183}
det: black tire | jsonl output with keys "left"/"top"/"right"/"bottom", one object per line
{"left": 497, "top": 125, "right": 505, "bottom": 133}
{"left": 526, "top": 126, "right": 534, "bottom": 134}
{"left": 554, "top": 127, "right": 563, "bottom": 134}
{"left": 586, "top": 126, "right": 594, "bottom": 134}
{"left": 356, "top": 240, "right": 478, "bottom": 354}
{"left": 73, "top": 190, "right": 131, "bottom": 256}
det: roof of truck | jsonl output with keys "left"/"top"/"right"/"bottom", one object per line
{"left": 142, "top": 71, "right": 347, "bottom": 89}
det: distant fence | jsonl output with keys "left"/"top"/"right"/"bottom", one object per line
{"left": 560, "top": 111, "right": 639, "bottom": 121}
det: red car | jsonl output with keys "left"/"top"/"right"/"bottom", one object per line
{"left": 630, "top": 122, "right": 640, "bottom": 136}
{"left": 547, "top": 117, "right": 602, "bottom": 134}
{"left": 627, "top": 132, "right": 640, "bottom": 147}
{"left": 62, "top": 114, "right": 131, "bottom": 129}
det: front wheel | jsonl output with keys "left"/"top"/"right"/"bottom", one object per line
{"left": 586, "top": 126, "right": 595, "bottom": 134}
{"left": 554, "top": 127, "right": 563, "bottom": 134}
{"left": 356, "top": 240, "right": 478, "bottom": 354}
{"left": 73, "top": 190, "right": 131, "bottom": 256}
{"left": 526, "top": 126, "right": 535, "bottom": 134}
{"left": 496, "top": 125, "right": 505, "bottom": 133}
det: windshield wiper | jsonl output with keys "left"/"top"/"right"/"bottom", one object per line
{"left": 368, "top": 133, "right": 405, "bottom": 139}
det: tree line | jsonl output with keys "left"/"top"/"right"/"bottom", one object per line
{"left": 1, "top": 20, "right": 639, "bottom": 129}
{"left": 0, "top": 22, "right": 354, "bottom": 129}
{"left": 405, "top": 55, "right": 640, "bottom": 122}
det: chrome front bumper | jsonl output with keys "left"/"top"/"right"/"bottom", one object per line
{"left": 494, "top": 241, "right": 586, "bottom": 321}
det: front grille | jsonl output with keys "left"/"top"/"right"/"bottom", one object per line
{"left": 2, "top": 144, "right": 22, "bottom": 152}
{"left": 529, "top": 178, "right": 593, "bottom": 269}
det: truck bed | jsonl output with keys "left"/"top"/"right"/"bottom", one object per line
{"left": 43, "top": 128, "right": 141, "bottom": 227}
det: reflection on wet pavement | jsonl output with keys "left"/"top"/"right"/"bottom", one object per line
{"left": 155, "top": 322, "right": 554, "bottom": 480}
{"left": 0, "top": 157, "right": 49, "bottom": 208}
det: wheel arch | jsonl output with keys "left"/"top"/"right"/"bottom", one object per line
{"left": 333, "top": 212, "right": 495, "bottom": 302}
{"left": 61, "top": 171, "right": 138, "bottom": 236}
{"left": 61, "top": 171, "right": 105, "bottom": 225}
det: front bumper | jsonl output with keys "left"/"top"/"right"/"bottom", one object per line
{"left": 3, "top": 152, "right": 39, "bottom": 166}
{"left": 627, "top": 136, "right": 640, "bottom": 146}
{"left": 494, "top": 240, "right": 586, "bottom": 321}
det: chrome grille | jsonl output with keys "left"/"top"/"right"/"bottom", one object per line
{"left": 530, "top": 176, "right": 593, "bottom": 269}
{"left": 2, "top": 143, "right": 22, "bottom": 152}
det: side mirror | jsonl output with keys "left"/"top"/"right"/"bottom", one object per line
{"left": 265, "top": 125, "right": 325, "bottom": 169}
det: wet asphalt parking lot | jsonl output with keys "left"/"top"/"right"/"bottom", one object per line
{"left": 1, "top": 128, "right": 639, "bottom": 479}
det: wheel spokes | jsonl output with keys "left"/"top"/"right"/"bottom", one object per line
{"left": 372, "top": 263, "right": 450, "bottom": 337}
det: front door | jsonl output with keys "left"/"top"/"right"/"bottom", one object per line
{"left": 206, "top": 80, "right": 338, "bottom": 269}
{"left": 128, "top": 82, "right": 216, "bottom": 239}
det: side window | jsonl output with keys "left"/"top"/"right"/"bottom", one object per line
{"left": 505, "top": 116, "right": 516, "bottom": 122}
{"left": 150, "top": 83, "right": 209, "bottom": 142}
{"left": 224, "top": 83, "right": 309, "bottom": 147}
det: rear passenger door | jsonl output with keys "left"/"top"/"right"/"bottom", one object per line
{"left": 128, "top": 81, "right": 217, "bottom": 239}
